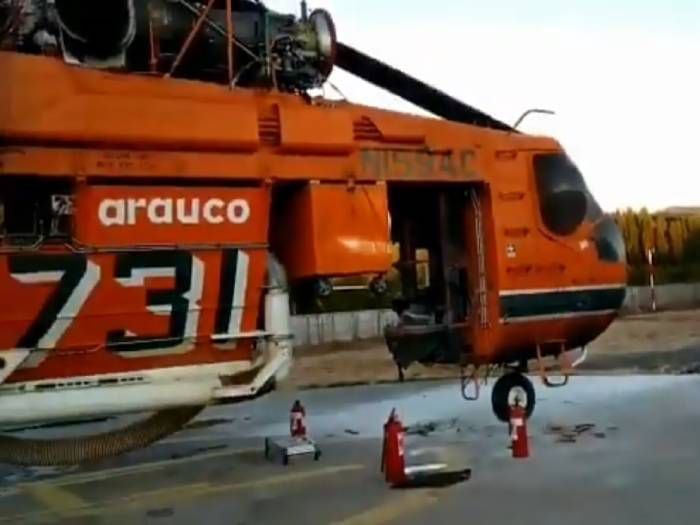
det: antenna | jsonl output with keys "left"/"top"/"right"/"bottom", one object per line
{"left": 512, "top": 108, "right": 555, "bottom": 130}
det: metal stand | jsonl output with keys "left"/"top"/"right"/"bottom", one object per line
{"left": 264, "top": 436, "right": 321, "bottom": 465}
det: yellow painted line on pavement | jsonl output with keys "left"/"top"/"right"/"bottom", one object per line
{"left": 52, "top": 446, "right": 259, "bottom": 486}
{"left": 2, "top": 464, "right": 366, "bottom": 523}
{"left": 330, "top": 491, "right": 439, "bottom": 525}
{"left": 22, "top": 483, "right": 89, "bottom": 520}
{"left": 0, "top": 446, "right": 260, "bottom": 498}
{"left": 205, "top": 464, "right": 365, "bottom": 495}
{"left": 110, "top": 463, "right": 366, "bottom": 509}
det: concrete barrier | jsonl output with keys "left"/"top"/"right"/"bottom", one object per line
{"left": 622, "top": 282, "right": 700, "bottom": 313}
{"left": 291, "top": 310, "right": 398, "bottom": 347}
{"left": 292, "top": 283, "right": 700, "bottom": 346}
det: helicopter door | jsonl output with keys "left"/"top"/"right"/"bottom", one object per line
{"left": 464, "top": 184, "right": 498, "bottom": 364}
{"left": 436, "top": 189, "right": 469, "bottom": 325}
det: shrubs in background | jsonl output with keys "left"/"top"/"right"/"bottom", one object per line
{"left": 614, "top": 209, "right": 700, "bottom": 285}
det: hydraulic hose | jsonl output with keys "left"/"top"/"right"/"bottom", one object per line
{"left": 0, "top": 405, "right": 204, "bottom": 466}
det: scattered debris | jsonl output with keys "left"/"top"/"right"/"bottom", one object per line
{"left": 545, "top": 422, "right": 598, "bottom": 444}
{"left": 146, "top": 507, "right": 174, "bottom": 519}
{"left": 405, "top": 422, "right": 436, "bottom": 436}
{"left": 574, "top": 423, "right": 595, "bottom": 434}
{"left": 557, "top": 433, "right": 578, "bottom": 444}
{"left": 404, "top": 419, "right": 459, "bottom": 437}
{"left": 184, "top": 418, "right": 234, "bottom": 430}
{"left": 170, "top": 444, "right": 228, "bottom": 460}
{"left": 399, "top": 469, "right": 472, "bottom": 488}
{"left": 543, "top": 424, "right": 564, "bottom": 435}
{"left": 678, "top": 362, "right": 700, "bottom": 375}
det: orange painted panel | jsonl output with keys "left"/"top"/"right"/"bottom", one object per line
{"left": 0, "top": 247, "right": 267, "bottom": 382}
{"left": 74, "top": 185, "right": 270, "bottom": 247}
{"left": 279, "top": 105, "right": 354, "bottom": 154}
{"left": 364, "top": 113, "right": 425, "bottom": 144}
{"left": 273, "top": 183, "right": 393, "bottom": 279}
{"left": 0, "top": 52, "right": 260, "bottom": 151}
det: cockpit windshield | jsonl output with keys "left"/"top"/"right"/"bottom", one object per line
{"left": 533, "top": 152, "right": 624, "bottom": 263}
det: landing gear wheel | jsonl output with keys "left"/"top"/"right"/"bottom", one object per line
{"left": 491, "top": 373, "right": 535, "bottom": 423}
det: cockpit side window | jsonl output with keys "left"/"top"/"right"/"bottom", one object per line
{"left": 533, "top": 153, "right": 590, "bottom": 236}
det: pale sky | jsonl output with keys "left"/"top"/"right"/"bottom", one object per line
{"left": 269, "top": 0, "right": 699, "bottom": 212}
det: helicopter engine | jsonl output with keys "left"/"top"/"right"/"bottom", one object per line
{"left": 0, "top": 0, "right": 337, "bottom": 91}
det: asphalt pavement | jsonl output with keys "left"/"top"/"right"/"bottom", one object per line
{"left": 1, "top": 374, "right": 699, "bottom": 524}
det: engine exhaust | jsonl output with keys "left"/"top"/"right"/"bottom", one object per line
{"left": 55, "top": 0, "right": 136, "bottom": 67}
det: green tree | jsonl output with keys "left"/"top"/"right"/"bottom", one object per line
{"left": 622, "top": 209, "right": 641, "bottom": 263}
{"left": 691, "top": 217, "right": 700, "bottom": 233}
{"left": 668, "top": 218, "right": 687, "bottom": 262}
{"left": 638, "top": 208, "right": 654, "bottom": 261}
{"left": 610, "top": 208, "right": 700, "bottom": 284}
{"left": 683, "top": 217, "right": 692, "bottom": 238}
{"left": 684, "top": 222, "right": 700, "bottom": 263}
{"left": 653, "top": 215, "right": 670, "bottom": 263}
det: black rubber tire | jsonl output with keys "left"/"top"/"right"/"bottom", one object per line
{"left": 491, "top": 373, "right": 535, "bottom": 423}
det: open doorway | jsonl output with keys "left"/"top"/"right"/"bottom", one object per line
{"left": 385, "top": 184, "right": 473, "bottom": 368}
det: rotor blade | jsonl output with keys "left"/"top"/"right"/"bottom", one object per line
{"left": 334, "top": 42, "right": 514, "bottom": 132}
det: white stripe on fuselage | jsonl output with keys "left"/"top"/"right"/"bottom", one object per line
{"left": 226, "top": 251, "right": 249, "bottom": 336}
{"left": 500, "top": 309, "right": 618, "bottom": 324}
{"left": 499, "top": 284, "right": 626, "bottom": 296}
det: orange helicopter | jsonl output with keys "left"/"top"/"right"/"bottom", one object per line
{"left": 0, "top": 0, "right": 626, "bottom": 466}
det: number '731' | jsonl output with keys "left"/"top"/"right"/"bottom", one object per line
{"left": 7, "top": 249, "right": 249, "bottom": 352}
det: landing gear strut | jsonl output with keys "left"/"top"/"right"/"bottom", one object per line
{"left": 491, "top": 372, "right": 535, "bottom": 423}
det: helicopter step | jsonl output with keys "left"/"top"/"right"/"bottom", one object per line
{"left": 535, "top": 341, "right": 575, "bottom": 388}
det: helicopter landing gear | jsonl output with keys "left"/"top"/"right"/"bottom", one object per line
{"left": 491, "top": 372, "right": 535, "bottom": 423}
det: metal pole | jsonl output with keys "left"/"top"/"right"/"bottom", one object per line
{"left": 225, "top": 0, "right": 234, "bottom": 86}
{"left": 167, "top": 0, "right": 217, "bottom": 77}
{"left": 648, "top": 248, "right": 657, "bottom": 312}
{"left": 175, "top": 0, "right": 257, "bottom": 60}
{"left": 438, "top": 191, "right": 453, "bottom": 324}
{"left": 148, "top": 15, "right": 159, "bottom": 73}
